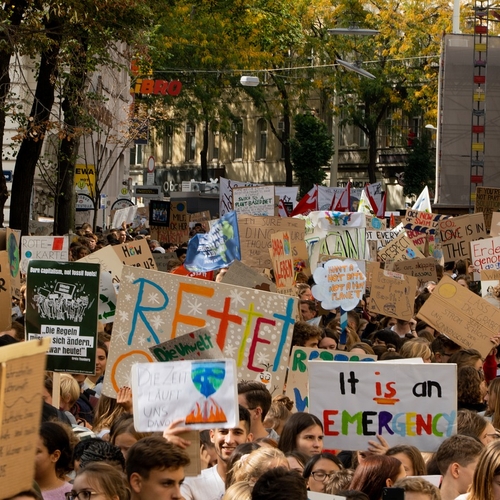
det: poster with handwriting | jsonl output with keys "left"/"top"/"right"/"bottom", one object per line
{"left": 152, "top": 252, "right": 178, "bottom": 272}
{"left": 270, "top": 231, "right": 295, "bottom": 295}
{"left": 102, "top": 267, "right": 297, "bottom": 396}
{"left": 0, "top": 338, "right": 51, "bottom": 497}
{"left": 233, "top": 185, "right": 275, "bottom": 216}
{"left": 132, "top": 359, "right": 238, "bottom": 431}
{"left": 220, "top": 177, "right": 260, "bottom": 217}
{"left": 367, "top": 269, "right": 418, "bottom": 321}
{"left": 438, "top": 213, "right": 487, "bottom": 263}
{"left": 285, "top": 346, "right": 376, "bottom": 412}
{"left": 221, "top": 259, "right": 276, "bottom": 293}
{"left": 25, "top": 261, "right": 100, "bottom": 373}
{"left": 20, "top": 235, "right": 69, "bottom": 274}
{"left": 475, "top": 187, "right": 500, "bottom": 231}
{"left": 389, "top": 258, "right": 438, "bottom": 287}
{"left": 112, "top": 205, "right": 138, "bottom": 228}
{"left": 417, "top": 275, "right": 499, "bottom": 358}
{"left": 471, "top": 236, "right": 500, "bottom": 271}
{"left": 378, "top": 232, "right": 424, "bottom": 262}
{"left": 238, "top": 215, "right": 308, "bottom": 272}
{"left": 113, "top": 239, "right": 157, "bottom": 271}
{"left": 309, "top": 361, "right": 457, "bottom": 451}
{"left": 403, "top": 210, "right": 449, "bottom": 234}
{"left": 166, "top": 201, "right": 190, "bottom": 244}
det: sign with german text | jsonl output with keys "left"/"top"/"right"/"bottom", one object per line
{"left": 21, "top": 236, "right": 69, "bottom": 274}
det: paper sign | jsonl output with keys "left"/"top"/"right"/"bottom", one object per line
{"left": 132, "top": 359, "right": 238, "bottom": 431}
{"left": 404, "top": 210, "right": 448, "bottom": 234}
{"left": 367, "top": 269, "right": 418, "bottom": 320}
{"left": 270, "top": 231, "right": 295, "bottom": 295}
{"left": 285, "top": 346, "right": 376, "bottom": 412}
{"left": 233, "top": 185, "right": 275, "bottom": 216}
{"left": 102, "top": 266, "right": 297, "bottom": 397}
{"left": 221, "top": 259, "right": 276, "bottom": 293}
{"left": 220, "top": 177, "right": 260, "bottom": 217}
{"left": 417, "top": 275, "right": 499, "bottom": 358}
{"left": 308, "top": 493, "right": 346, "bottom": 500}
{"left": 0, "top": 338, "right": 51, "bottom": 497}
{"left": 113, "top": 239, "right": 157, "bottom": 270}
{"left": 309, "top": 361, "right": 457, "bottom": 452}
{"left": 238, "top": 215, "right": 308, "bottom": 271}
{"left": 389, "top": 258, "right": 438, "bottom": 287}
{"left": 378, "top": 232, "right": 425, "bottom": 262}
{"left": 20, "top": 235, "right": 69, "bottom": 274}
{"left": 149, "top": 329, "right": 224, "bottom": 362}
{"left": 438, "top": 214, "right": 487, "bottom": 263}
{"left": 471, "top": 236, "right": 500, "bottom": 271}
{"left": 0, "top": 251, "right": 12, "bottom": 332}
{"left": 475, "top": 187, "right": 500, "bottom": 231}
{"left": 112, "top": 206, "right": 138, "bottom": 228}
{"left": 25, "top": 261, "right": 100, "bottom": 374}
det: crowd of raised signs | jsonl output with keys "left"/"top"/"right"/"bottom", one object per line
{"left": 6, "top": 192, "right": 500, "bottom": 500}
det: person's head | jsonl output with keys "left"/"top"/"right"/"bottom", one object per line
{"left": 36, "top": 421, "right": 73, "bottom": 481}
{"left": 291, "top": 322, "right": 323, "bottom": 348}
{"left": 224, "top": 442, "right": 261, "bottom": 487}
{"left": 468, "top": 440, "right": 500, "bottom": 500}
{"left": 118, "top": 230, "right": 127, "bottom": 243}
{"left": 231, "top": 447, "right": 288, "bottom": 486}
{"left": 386, "top": 445, "right": 427, "bottom": 476}
{"left": 126, "top": 436, "right": 190, "bottom": 500}
{"left": 251, "top": 467, "right": 307, "bottom": 500}
{"left": 296, "top": 283, "right": 313, "bottom": 301}
{"left": 448, "top": 348, "right": 483, "bottom": 372}
{"left": 399, "top": 338, "right": 432, "bottom": 363}
{"left": 299, "top": 300, "right": 317, "bottom": 321}
{"left": 457, "top": 409, "right": 498, "bottom": 445}
{"left": 175, "top": 247, "right": 187, "bottom": 263}
{"left": 370, "top": 329, "right": 402, "bottom": 351}
{"left": 393, "top": 476, "right": 441, "bottom": 500}
{"left": 435, "top": 434, "right": 483, "bottom": 494}
{"left": 285, "top": 450, "right": 309, "bottom": 474}
{"left": 79, "top": 440, "right": 126, "bottom": 471}
{"left": 238, "top": 381, "right": 272, "bottom": 423}
{"left": 318, "top": 328, "right": 339, "bottom": 350}
{"left": 303, "top": 452, "right": 343, "bottom": 492}
{"left": 431, "top": 335, "right": 461, "bottom": 363}
{"left": 4, "top": 490, "right": 42, "bottom": 500}
{"left": 324, "top": 469, "right": 355, "bottom": 495}
{"left": 263, "top": 399, "right": 292, "bottom": 436}
{"left": 457, "top": 365, "right": 484, "bottom": 405}
{"left": 72, "top": 462, "right": 130, "bottom": 500}
{"left": 455, "top": 274, "right": 471, "bottom": 289}
{"left": 59, "top": 373, "right": 81, "bottom": 411}
{"left": 95, "top": 341, "right": 108, "bottom": 378}
{"left": 349, "top": 342, "right": 375, "bottom": 356}
{"left": 277, "top": 412, "right": 324, "bottom": 458}
{"left": 73, "top": 438, "right": 102, "bottom": 473}
{"left": 486, "top": 377, "right": 500, "bottom": 429}
{"left": 349, "top": 455, "right": 406, "bottom": 500}
{"left": 222, "top": 481, "right": 252, "bottom": 500}
{"left": 210, "top": 405, "right": 253, "bottom": 465}
{"left": 110, "top": 413, "right": 150, "bottom": 459}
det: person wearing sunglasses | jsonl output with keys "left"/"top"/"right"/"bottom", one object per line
{"left": 68, "top": 462, "right": 130, "bottom": 500}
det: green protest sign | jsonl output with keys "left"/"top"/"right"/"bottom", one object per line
{"left": 25, "top": 261, "right": 100, "bottom": 374}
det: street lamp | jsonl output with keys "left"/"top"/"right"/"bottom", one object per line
{"left": 328, "top": 26, "right": 380, "bottom": 36}
{"left": 240, "top": 76, "right": 260, "bottom": 87}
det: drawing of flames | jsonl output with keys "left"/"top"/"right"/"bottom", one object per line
{"left": 186, "top": 398, "right": 227, "bottom": 424}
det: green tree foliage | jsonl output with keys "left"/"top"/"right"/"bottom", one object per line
{"left": 290, "top": 113, "right": 333, "bottom": 196}
{"left": 403, "top": 132, "right": 435, "bottom": 198}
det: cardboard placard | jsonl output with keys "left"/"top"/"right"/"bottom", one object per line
{"left": 285, "top": 346, "right": 376, "bottom": 412}
{"left": 403, "top": 210, "right": 448, "bottom": 234}
{"left": 132, "top": 359, "right": 238, "bottom": 431}
{"left": 471, "top": 236, "right": 500, "bottom": 271}
{"left": 475, "top": 187, "right": 500, "bottom": 231}
{"left": 165, "top": 201, "right": 190, "bottom": 244}
{"left": 151, "top": 252, "right": 179, "bottom": 272}
{"left": 389, "top": 258, "right": 438, "bottom": 287}
{"left": 481, "top": 269, "right": 500, "bottom": 281}
{"left": 438, "top": 213, "right": 487, "bottom": 262}
{"left": 0, "top": 338, "right": 51, "bottom": 497}
{"left": 378, "top": 232, "right": 425, "bottom": 262}
{"left": 25, "top": 261, "right": 100, "bottom": 374}
{"left": 417, "top": 275, "right": 499, "bottom": 358}
{"left": 270, "top": 231, "right": 295, "bottom": 295}
{"left": 365, "top": 261, "right": 380, "bottom": 289}
{"left": 113, "top": 239, "right": 157, "bottom": 270}
{"left": 189, "top": 210, "right": 211, "bottom": 232}
{"left": 20, "top": 235, "right": 69, "bottom": 274}
{"left": 490, "top": 212, "right": 500, "bottom": 237}
{"left": 309, "top": 361, "right": 457, "bottom": 452}
{"left": 221, "top": 260, "right": 276, "bottom": 293}
{"left": 367, "top": 269, "right": 418, "bottom": 320}
{"left": 233, "top": 185, "right": 275, "bottom": 216}
{"left": 238, "top": 215, "right": 308, "bottom": 272}
{"left": 0, "top": 251, "right": 12, "bottom": 332}
{"left": 102, "top": 266, "right": 297, "bottom": 397}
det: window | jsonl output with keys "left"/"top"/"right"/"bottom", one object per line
{"left": 256, "top": 118, "right": 267, "bottom": 160}
{"left": 185, "top": 122, "right": 196, "bottom": 162}
{"left": 163, "top": 124, "right": 174, "bottom": 163}
{"left": 129, "top": 144, "right": 144, "bottom": 165}
{"left": 210, "top": 121, "right": 219, "bottom": 161}
{"left": 232, "top": 119, "right": 243, "bottom": 160}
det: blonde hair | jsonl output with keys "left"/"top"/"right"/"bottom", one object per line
{"left": 487, "top": 377, "right": 500, "bottom": 430}
{"left": 222, "top": 481, "right": 252, "bottom": 500}
{"left": 399, "top": 338, "right": 432, "bottom": 361}
{"left": 93, "top": 394, "right": 126, "bottom": 434}
{"left": 230, "top": 448, "right": 288, "bottom": 486}
{"left": 325, "top": 469, "right": 355, "bottom": 495}
{"left": 60, "top": 374, "right": 80, "bottom": 406}
{"left": 467, "top": 440, "right": 500, "bottom": 500}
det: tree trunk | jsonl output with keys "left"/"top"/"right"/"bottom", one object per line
{"left": 10, "top": 19, "right": 62, "bottom": 234}
{"left": 367, "top": 128, "right": 378, "bottom": 184}
{"left": 200, "top": 117, "right": 209, "bottom": 182}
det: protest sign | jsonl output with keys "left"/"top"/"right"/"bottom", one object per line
{"left": 270, "top": 231, "right": 295, "bottom": 295}
{"left": 309, "top": 361, "right": 457, "bottom": 452}
{"left": 0, "top": 338, "right": 51, "bottom": 497}
{"left": 0, "top": 251, "right": 12, "bottom": 332}
{"left": 25, "top": 261, "right": 100, "bottom": 373}
{"left": 367, "top": 269, "right": 418, "bottom": 321}
{"left": 149, "top": 328, "right": 224, "bottom": 362}
{"left": 79, "top": 243, "right": 124, "bottom": 294}
{"left": 417, "top": 275, "right": 499, "bottom": 358}
{"left": 149, "top": 199, "right": 170, "bottom": 227}
{"left": 152, "top": 252, "right": 178, "bottom": 272}
{"left": 112, "top": 206, "right": 138, "bottom": 228}
{"left": 189, "top": 210, "right": 211, "bottom": 232}
{"left": 312, "top": 259, "right": 366, "bottom": 311}
{"left": 233, "top": 185, "right": 275, "bottom": 216}
{"left": 103, "top": 266, "right": 297, "bottom": 396}
{"left": 221, "top": 259, "right": 276, "bottom": 293}
{"left": 365, "top": 261, "right": 380, "bottom": 289}
{"left": 171, "top": 265, "right": 214, "bottom": 281}
{"left": 480, "top": 272, "right": 500, "bottom": 309}
{"left": 7, "top": 228, "right": 21, "bottom": 299}
{"left": 285, "top": 346, "right": 376, "bottom": 412}
{"left": 308, "top": 493, "right": 347, "bottom": 500}
{"left": 220, "top": 177, "right": 260, "bottom": 217}
{"left": 491, "top": 212, "right": 500, "bottom": 236}
{"left": 471, "top": 236, "right": 500, "bottom": 271}
{"left": 378, "top": 232, "right": 424, "bottom": 262}
{"left": 275, "top": 186, "right": 298, "bottom": 214}
{"left": 167, "top": 201, "right": 190, "bottom": 244}
{"left": 113, "top": 239, "right": 157, "bottom": 270}
{"left": 481, "top": 269, "right": 500, "bottom": 281}
{"left": 238, "top": 215, "right": 308, "bottom": 272}
{"left": 132, "top": 359, "right": 238, "bottom": 431}
{"left": 438, "top": 213, "right": 487, "bottom": 262}
{"left": 403, "top": 210, "right": 448, "bottom": 234}
{"left": 20, "top": 235, "right": 69, "bottom": 273}
{"left": 389, "top": 258, "right": 438, "bottom": 287}
{"left": 475, "top": 187, "right": 500, "bottom": 231}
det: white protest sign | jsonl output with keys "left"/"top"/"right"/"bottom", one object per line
{"left": 233, "top": 185, "right": 275, "bottom": 216}
{"left": 471, "top": 236, "right": 500, "bottom": 271}
{"left": 21, "top": 236, "right": 69, "bottom": 273}
{"left": 220, "top": 177, "right": 260, "bottom": 216}
{"left": 112, "top": 205, "right": 138, "bottom": 228}
{"left": 132, "top": 359, "right": 238, "bottom": 431}
{"left": 309, "top": 361, "right": 457, "bottom": 452}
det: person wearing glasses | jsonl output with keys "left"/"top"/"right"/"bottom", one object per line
{"left": 302, "top": 452, "right": 343, "bottom": 493}
{"left": 68, "top": 462, "right": 130, "bottom": 500}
